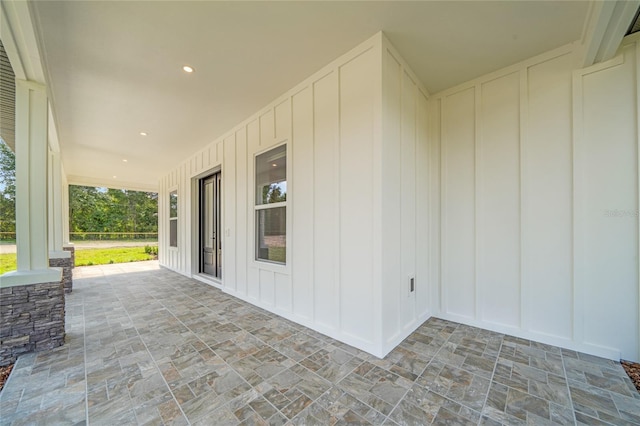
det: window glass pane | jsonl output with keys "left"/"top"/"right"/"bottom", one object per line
{"left": 256, "top": 207, "right": 286, "bottom": 263}
{"left": 170, "top": 191, "right": 178, "bottom": 218}
{"left": 256, "top": 144, "right": 286, "bottom": 205}
{"left": 169, "top": 219, "right": 177, "bottom": 247}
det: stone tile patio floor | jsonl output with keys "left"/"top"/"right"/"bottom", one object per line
{"left": 1, "top": 261, "right": 639, "bottom": 425}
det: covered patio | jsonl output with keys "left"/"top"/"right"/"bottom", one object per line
{"left": 1, "top": 262, "right": 638, "bottom": 425}
{"left": 3, "top": 2, "right": 640, "bottom": 424}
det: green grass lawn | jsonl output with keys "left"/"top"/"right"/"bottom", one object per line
{"left": 0, "top": 247, "right": 156, "bottom": 274}
{"left": 75, "top": 247, "right": 156, "bottom": 266}
{"left": 0, "top": 253, "right": 17, "bottom": 274}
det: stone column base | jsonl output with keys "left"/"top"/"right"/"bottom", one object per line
{"left": 63, "top": 245, "right": 75, "bottom": 269}
{"left": 49, "top": 256, "right": 73, "bottom": 293}
{"left": 0, "top": 280, "right": 66, "bottom": 366}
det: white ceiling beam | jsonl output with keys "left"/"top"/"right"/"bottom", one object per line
{"left": 47, "top": 104, "right": 60, "bottom": 153}
{"left": 0, "top": 1, "right": 26, "bottom": 81}
{"left": 581, "top": 0, "right": 640, "bottom": 67}
{"left": 66, "top": 175, "right": 159, "bottom": 193}
{"left": 2, "top": 2, "right": 67, "bottom": 176}
{"left": 0, "top": 1, "right": 45, "bottom": 83}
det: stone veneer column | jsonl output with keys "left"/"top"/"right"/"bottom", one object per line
{"left": 49, "top": 257, "right": 72, "bottom": 293}
{"left": 63, "top": 245, "right": 75, "bottom": 269}
{"left": 0, "top": 281, "right": 65, "bottom": 366}
{"left": 0, "top": 80, "right": 64, "bottom": 365}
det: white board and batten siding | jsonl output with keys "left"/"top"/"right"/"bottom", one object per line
{"left": 160, "top": 29, "right": 640, "bottom": 362}
{"left": 380, "top": 40, "right": 431, "bottom": 350}
{"left": 158, "top": 142, "right": 220, "bottom": 273}
{"left": 431, "top": 36, "right": 640, "bottom": 362}
{"left": 158, "top": 33, "right": 430, "bottom": 357}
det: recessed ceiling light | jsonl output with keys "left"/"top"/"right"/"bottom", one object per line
{"left": 272, "top": 163, "right": 277, "bottom": 167}
{"left": 113, "top": 175, "right": 117, "bottom": 179}
{"left": 123, "top": 159, "right": 128, "bottom": 163}
{"left": 182, "top": 65, "right": 194, "bottom": 73}
{"left": 140, "top": 132, "right": 148, "bottom": 136}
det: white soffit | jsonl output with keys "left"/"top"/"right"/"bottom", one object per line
{"left": 581, "top": 0, "right": 640, "bottom": 67}
{"left": 1, "top": 0, "right": 47, "bottom": 153}
{"left": 30, "top": 1, "right": 590, "bottom": 188}
{"left": 0, "top": 39, "right": 15, "bottom": 151}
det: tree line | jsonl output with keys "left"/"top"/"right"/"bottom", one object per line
{"left": 0, "top": 141, "right": 15, "bottom": 235}
{"left": 0, "top": 140, "right": 158, "bottom": 238}
{"left": 69, "top": 186, "right": 158, "bottom": 234}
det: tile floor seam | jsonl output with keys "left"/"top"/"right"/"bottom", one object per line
{"left": 155, "top": 293, "right": 258, "bottom": 424}
{"left": 601, "top": 387, "right": 627, "bottom": 423}
{"left": 81, "top": 291, "right": 90, "bottom": 426}
{"left": 156, "top": 281, "right": 368, "bottom": 424}
{"left": 291, "top": 357, "right": 380, "bottom": 423}
{"left": 400, "top": 322, "right": 460, "bottom": 426}
{"left": 103, "top": 286, "right": 146, "bottom": 426}
{"left": 384, "top": 380, "right": 413, "bottom": 425}
{"left": 476, "top": 335, "right": 504, "bottom": 426}
{"left": 335, "top": 380, "right": 392, "bottom": 423}
{"left": 111, "top": 285, "right": 192, "bottom": 425}
{"left": 0, "top": 369, "right": 22, "bottom": 423}
{"left": 560, "top": 349, "right": 579, "bottom": 425}
{"left": 0, "top": 357, "right": 26, "bottom": 408}
{"left": 569, "top": 355, "right": 631, "bottom": 425}
{"left": 227, "top": 334, "right": 331, "bottom": 421}
{"left": 0, "top": 359, "right": 23, "bottom": 407}
{"left": 299, "top": 343, "right": 398, "bottom": 422}
{"left": 147, "top": 285, "right": 284, "bottom": 424}
{"left": 379, "top": 346, "right": 429, "bottom": 425}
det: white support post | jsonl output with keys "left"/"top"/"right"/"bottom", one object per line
{"left": 48, "top": 149, "right": 70, "bottom": 259}
{"left": 1, "top": 80, "right": 61, "bottom": 286}
{"left": 61, "top": 165, "right": 74, "bottom": 264}
{"left": 61, "top": 169, "right": 71, "bottom": 245}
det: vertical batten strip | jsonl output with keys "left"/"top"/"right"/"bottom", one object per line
{"left": 273, "top": 105, "right": 277, "bottom": 140}
{"left": 234, "top": 133, "right": 238, "bottom": 289}
{"left": 181, "top": 164, "right": 186, "bottom": 273}
{"left": 421, "top": 92, "right": 431, "bottom": 315}
{"left": 159, "top": 179, "right": 162, "bottom": 264}
{"left": 244, "top": 126, "right": 249, "bottom": 296}
{"left": 412, "top": 73, "right": 418, "bottom": 319}
{"left": 430, "top": 98, "right": 442, "bottom": 315}
{"left": 636, "top": 39, "right": 640, "bottom": 360}
{"left": 398, "top": 55, "right": 405, "bottom": 331}
{"left": 180, "top": 164, "right": 184, "bottom": 273}
{"left": 336, "top": 64, "right": 342, "bottom": 331}
{"left": 571, "top": 68, "right": 583, "bottom": 343}
{"left": 311, "top": 86, "right": 316, "bottom": 322}
{"left": 435, "top": 98, "right": 441, "bottom": 315}
{"left": 440, "top": 96, "right": 447, "bottom": 315}
{"left": 287, "top": 97, "right": 294, "bottom": 310}
{"left": 519, "top": 68, "right": 528, "bottom": 330}
{"left": 372, "top": 39, "right": 382, "bottom": 351}
{"left": 474, "top": 84, "right": 480, "bottom": 321}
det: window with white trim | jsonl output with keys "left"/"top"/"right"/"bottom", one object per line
{"left": 255, "top": 144, "right": 286, "bottom": 264}
{"left": 169, "top": 190, "right": 178, "bottom": 248}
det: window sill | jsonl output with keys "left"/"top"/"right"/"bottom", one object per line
{"left": 251, "top": 259, "right": 289, "bottom": 274}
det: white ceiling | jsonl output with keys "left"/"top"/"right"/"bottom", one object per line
{"left": 30, "top": 1, "right": 591, "bottom": 190}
